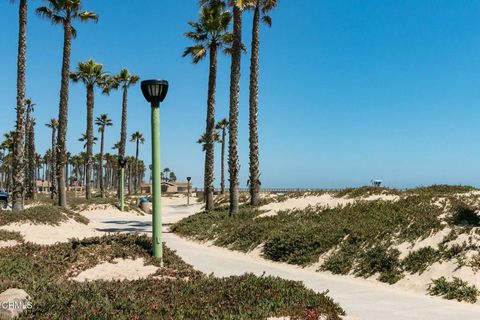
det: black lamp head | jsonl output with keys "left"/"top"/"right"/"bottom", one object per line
{"left": 118, "top": 157, "right": 127, "bottom": 168}
{"left": 141, "top": 80, "right": 169, "bottom": 106}
{"left": 187, "top": 176, "right": 191, "bottom": 182}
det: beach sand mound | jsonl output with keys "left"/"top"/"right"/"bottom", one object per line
{"left": 258, "top": 193, "right": 399, "bottom": 217}
{"left": 70, "top": 258, "right": 158, "bottom": 282}
{"left": 0, "top": 219, "right": 102, "bottom": 245}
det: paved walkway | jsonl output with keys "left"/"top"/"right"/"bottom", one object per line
{"left": 88, "top": 201, "right": 480, "bottom": 320}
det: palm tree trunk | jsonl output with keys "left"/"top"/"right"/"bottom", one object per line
{"left": 228, "top": 4, "right": 242, "bottom": 215}
{"left": 204, "top": 44, "right": 218, "bottom": 211}
{"left": 12, "top": 0, "right": 28, "bottom": 211}
{"left": 28, "top": 118, "right": 36, "bottom": 200}
{"left": 56, "top": 20, "right": 72, "bottom": 207}
{"left": 118, "top": 87, "right": 128, "bottom": 197}
{"left": 85, "top": 85, "right": 94, "bottom": 200}
{"left": 50, "top": 128, "right": 57, "bottom": 199}
{"left": 249, "top": 4, "right": 261, "bottom": 206}
{"left": 99, "top": 129, "right": 105, "bottom": 197}
{"left": 220, "top": 127, "right": 226, "bottom": 194}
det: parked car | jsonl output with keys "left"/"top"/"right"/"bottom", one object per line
{"left": 0, "top": 192, "right": 8, "bottom": 209}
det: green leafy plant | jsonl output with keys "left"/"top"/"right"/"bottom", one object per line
{"left": 428, "top": 277, "right": 479, "bottom": 303}
{"left": 403, "top": 247, "right": 440, "bottom": 274}
{"left": 0, "top": 234, "right": 344, "bottom": 319}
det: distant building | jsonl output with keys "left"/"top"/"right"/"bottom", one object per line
{"left": 35, "top": 180, "right": 50, "bottom": 193}
{"left": 140, "top": 182, "right": 192, "bottom": 194}
{"left": 371, "top": 180, "right": 383, "bottom": 187}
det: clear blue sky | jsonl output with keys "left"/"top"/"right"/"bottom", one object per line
{"left": 1, "top": 0, "right": 480, "bottom": 189}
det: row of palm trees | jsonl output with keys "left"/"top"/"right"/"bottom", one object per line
{"left": 0, "top": 126, "right": 147, "bottom": 198}
{"left": 9, "top": 0, "right": 142, "bottom": 210}
{"left": 185, "top": 0, "right": 277, "bottom": 213}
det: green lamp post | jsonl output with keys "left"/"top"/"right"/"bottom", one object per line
{"left": 141, "top": 79, "right": 169, "bottom": 264}
{"left": 118, "top": 157, "right": 127, "bottom": 211}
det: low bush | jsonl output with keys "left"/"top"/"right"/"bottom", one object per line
{"left": 402, "top": 247, "right": 440, "bottom": 274}
{"left": 0, "top": 205, "right": 88, "bottom": 226}
{"left": 0, "top": 234, "right": 344, "bottom": 319}
{"left": 334, "top": 186, "right": 399, "bottom": 198}
{"left": 428, "top": 277, "right": 479, "bottom": 303}
{"left": 450, "top": 202, "right": 480, "bottom": 226}
{"left": 355, "top": 245, "right": 403, "bottom": 284}
{"left": 0, "top": 230, "right": 23, "bottom": 242}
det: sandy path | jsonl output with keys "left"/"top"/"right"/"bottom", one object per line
{"left": 83, "top": 199, "right": 480, "bottom": 320}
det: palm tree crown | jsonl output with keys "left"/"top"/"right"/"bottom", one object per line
{"left": 36, "top": 0, "right": 98, "bottom": 38}
{"left": 130, "top": 131, "right": 145, "bottom": 144}
{"left": 95, "top": 113, "right": 113, "bottom": 132}
{"left": 70, "top": 59, "right": 107, "bottom": 87}
{"left": 182, "top": 3, "right": 233, "bottom": 63}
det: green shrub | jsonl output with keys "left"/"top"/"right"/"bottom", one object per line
{"left": 334, "top": 186, "right": 399, "bottom": 198}
{"left": 0, "top": 205, "right": 88, "bottom": 226}
{"left": 403, "top": 247, "right": 440, "bottom": 274}
{"left": 428, "top": 277, "right": 479, "bottom": 303}
{"left": 450, "top": 202, "right": 480, "bottom": 226}
{"left": 321, "top": 238, "right": 360, "bottom": 275}
{"left": 0, "top": 230, "right": 23, "bottom": 242}
{"left": 0, "top": 234, "right": 344, "bottom": 319}
{"left": 355, "top": 245, "right": 403, "bottom": 284}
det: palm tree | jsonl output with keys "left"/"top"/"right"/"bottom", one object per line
{"left": 11, "top": 0, "right": 28, "bottom": 210}
{"left": 130, "top": 131, "right": 144, "bottom": 193}
{"left": 248, "top": 0, "right": 278, "bottom": 206}
{"left": 36, "top": 0, "right": 98, "bottom": 207}
{"left": 215, "top": 119, "right": 229, "bottom": 194}
{"left": 78, "top": 133, "right": 97, "bottom": 149}
{"left": 200, "top": 0, "right": 244, "bottom": 212}
{"left": 70, "top": 59, "right": 107, "bottom": 199}
{"left": 103, "top": 69, "right": 139, "bottom": 196}
{"left": 95, "top": 114, "right": 112, "bottom": 197}
{"left": 197, "top": 131, "right": 220, "bottom": 152}
{"left": 1, "top": 132, "right": 15, "bottom": 193}
{"left": 163, "top": 168, "right": 171, "bottom": 183}
{"left": 183, "top": 2, "right": 232, "bottom": 211}
{"left": 45, "top": 118, "right": 58, "bottom": 199}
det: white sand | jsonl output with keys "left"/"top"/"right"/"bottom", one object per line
{"left": 0, "top": 240, "right": 20, "bottom": 248}
{"left": 258, "top": 193, "right": 399, "bottom": 217}
{"left": 70, "top": 258, "right": 158, "bottom": 282}
{"left": 0, "top": 219, "right": 102, "bottom": 245}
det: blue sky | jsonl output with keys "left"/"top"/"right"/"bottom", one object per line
{"left": 1, "top": 0, "right": 480, "bottom": 189}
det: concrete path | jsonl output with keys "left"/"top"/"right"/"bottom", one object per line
{"left": 88, "top": 200, "right": 480, "bottom": 320}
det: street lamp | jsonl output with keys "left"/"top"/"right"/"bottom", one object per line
{"left": 141, "top": 79, "right": 169, "bottom": 265}
{"left": 187, "top": 177, "right": 191, "bottom": 205}
{"left": 118, "top": 157, "right": 127, "bottom": 211}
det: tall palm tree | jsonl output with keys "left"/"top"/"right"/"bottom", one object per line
{"left": 70, "top": 59, "right": 107, "bottom": 199}
{"left": 11, "top": 0, "right": 28, "bottom": 210}
{"left": 45, "top": 118, "right": 58, "bottom": 199}
{"left": 130, "top": 131, "right": 144, "bottom": 193}
{"left": 36, "top": 0, "right": 98, "bottom": 207}
{"left": 215, "top": 119, "right": 229, "bottom": 194}
{"left": 95, "top": 114, "right": 112, "bottom": 197}
{"left": 201, "top": 0, "right": 244, "bottom": 212}
{"left": 228, "top": 0, "right": 245, "bottom": 214}
{"left": 103, "top": 69, "right": 139, "bottom": 196}
{"left": 183, "top": 2, "right": 232, "bottom": 211}
{"left": 248, "top": 0, "right": 278, "bottom": 206}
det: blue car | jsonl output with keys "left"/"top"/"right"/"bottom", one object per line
{"left": 0, "top": 192, "right": 8, "bottom": 209}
